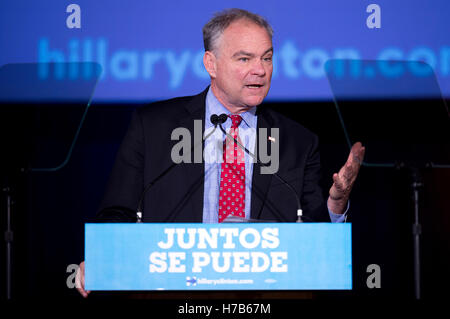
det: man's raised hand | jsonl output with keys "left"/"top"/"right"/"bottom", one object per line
{"left": 327, "top": 142, "right": 365, "bottom": 214}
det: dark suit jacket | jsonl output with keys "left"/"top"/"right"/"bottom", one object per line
{"left": 97, "top": 88, "right": 330, "bottom": 223}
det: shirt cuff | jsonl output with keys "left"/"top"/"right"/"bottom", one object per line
{"left": 328, "top": 200, "right": 350, "bottom": 223}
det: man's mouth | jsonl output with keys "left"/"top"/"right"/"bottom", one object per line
{"left": 245, "top": 84, "right": 264, "bottom": 89}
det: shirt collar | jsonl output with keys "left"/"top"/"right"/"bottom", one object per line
{"left": 205, "top": 87, "right": 257, "bottom": 129}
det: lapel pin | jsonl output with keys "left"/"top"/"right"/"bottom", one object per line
{"left": 268, "top": 136, "right": 276, "bottom": 143}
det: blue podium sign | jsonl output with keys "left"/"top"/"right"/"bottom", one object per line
{"left": 85, "top": 223, "right": 352, "bottom": 290}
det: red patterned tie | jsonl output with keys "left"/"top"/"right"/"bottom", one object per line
{"left": 218, "top": 115, "right": 245, "bottom": 223}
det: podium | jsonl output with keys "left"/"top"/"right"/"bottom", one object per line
{"left": 85, "top": 223, "right": 352, "bottom": 297}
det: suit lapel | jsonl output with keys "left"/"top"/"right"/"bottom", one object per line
{"left": 176, "top": 88, "right": 208, "bottom": 222}
{"left": 250, "top": 106, "right": 274, "bottom": 220}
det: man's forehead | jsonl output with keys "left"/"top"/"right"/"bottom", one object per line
{"left": 223, "top": 19, "right": 271, "bottom": 39}
{"left": 219, "top": 20, "right": 273, "bottom": 54}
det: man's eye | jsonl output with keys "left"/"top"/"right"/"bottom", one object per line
{"left": 264, "top": 57, "right": 272, "bottom": 62}
{"left": 239, "top": 57, "right": 249, "bottom": 62}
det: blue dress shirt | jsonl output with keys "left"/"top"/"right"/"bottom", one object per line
{"left": 202, "top": 88, "right": 347, "bottom": 223}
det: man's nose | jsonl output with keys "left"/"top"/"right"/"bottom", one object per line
{"left": 251, "top": 59, "right": 266, "bottom": 76}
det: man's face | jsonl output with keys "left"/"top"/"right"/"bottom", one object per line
{"left": 207, "top": 19, "right": 273, "bottom": 112}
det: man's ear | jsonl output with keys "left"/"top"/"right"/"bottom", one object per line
{"left": 203, "top": 51, "right": 217, "bottom": 78}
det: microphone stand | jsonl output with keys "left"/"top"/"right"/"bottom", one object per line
{"left": 410, "top": 167, "right": 423, "bottom": 300}
{"left": 217, "top": 117, "right": 304, "bottom": 222}
{"left": 395, "top": 162, "right": 424, "bottom": 300}
{"left": 3, "top": 186, "right": 13, "bottom": 300}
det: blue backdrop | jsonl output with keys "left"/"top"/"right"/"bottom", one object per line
{"left": 1, "top": 0, "right": 449, "bottom": 102}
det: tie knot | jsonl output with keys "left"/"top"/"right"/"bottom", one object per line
{"left": 229, "top": 114, "right": 243, "bottom": 128}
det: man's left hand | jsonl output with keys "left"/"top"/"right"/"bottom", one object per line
{"left": 328, "top": 142, "right": 365, "bottom": 214}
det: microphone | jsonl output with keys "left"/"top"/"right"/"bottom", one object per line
{"left": 210, "top": 113, "right": 227, "bottom": 126}
{"left": 216, "top": 113, "right": 306, "bottom": 222}
{"left": 210, "top": 114, "right": 219, "bottom": 126}
{"left": 134, "top": 114, "right": 222, "bottom": 222}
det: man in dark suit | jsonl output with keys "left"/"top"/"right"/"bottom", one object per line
{"left": 97, "top": 86, "right": 342, "bottom": 223}
{"left": 77, "top": 8, "right": 364, "bottom": 297}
